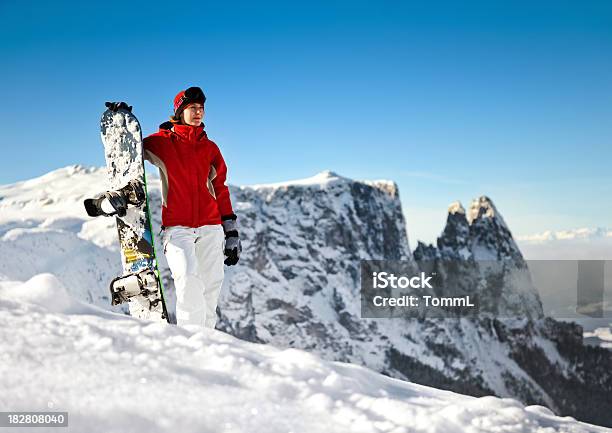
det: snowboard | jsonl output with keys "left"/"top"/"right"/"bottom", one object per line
{"left": 84, "top": 102, "right": 168, "bottom": 323}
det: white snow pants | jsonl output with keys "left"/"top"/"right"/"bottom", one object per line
{"left": 163, "top": 225, "right": 225, "bottom": 329}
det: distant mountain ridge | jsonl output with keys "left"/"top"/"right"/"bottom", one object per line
{"left": 518, "top": 227, "right": 612, "bottom": 242}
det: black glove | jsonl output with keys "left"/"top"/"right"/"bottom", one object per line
{"left": 222, "top": 214, "right": 242, "bottom": 266}
{"left": 105, "top": 101, "right": 133, "bottom": 112}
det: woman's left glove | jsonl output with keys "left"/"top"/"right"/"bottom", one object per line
{"left": 222, "top": 214, "right": 242, "bottom": 266}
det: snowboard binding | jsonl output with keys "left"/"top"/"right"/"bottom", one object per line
{"left": 109, "top": 268, "right": 161, "bottom": 306}
{"left": 84, "top": 179, "right": 146, "bottom": 218}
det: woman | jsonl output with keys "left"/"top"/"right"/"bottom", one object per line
{"left": 143, "top": 86, "right": 241, "bottom": 329}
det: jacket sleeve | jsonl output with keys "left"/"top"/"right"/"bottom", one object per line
{"left": 210, "top": 142, "right": 234, "bottom": 218}
{"left": 143, "top": 135, "right": 164, "bottom": 166}
{"left": 143, "top": 134, "right": 170, "bottom": 207}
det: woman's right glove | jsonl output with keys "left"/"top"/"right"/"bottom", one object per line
{"left": 222, "top": 214, "right": 242, "bottom": 266}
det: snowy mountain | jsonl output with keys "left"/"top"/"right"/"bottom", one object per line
{"left": 1, "top": 165, "right": 611, "bottom": 429}
{"left": 2, "top": 275, "right": 607, "bottom": 433}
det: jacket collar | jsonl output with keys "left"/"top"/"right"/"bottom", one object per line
{"left": 164, "top": 123, "right": 207, "bottom": 142}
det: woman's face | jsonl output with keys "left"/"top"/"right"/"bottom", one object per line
{"left": 182, "top": 103, "right": 205, "bottom": 126}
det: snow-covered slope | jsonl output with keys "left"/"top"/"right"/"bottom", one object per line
{"left": 1, "top": 166, "right": 611, "bottom": 429}
{"left": 0, "top": 166, "right": 121, "bottom": 308}
{"left": 0, "top": 276, "right": 607, "bottom": 433}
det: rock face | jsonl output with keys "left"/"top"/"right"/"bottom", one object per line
{"left": 216, "top": 171, "right": 413, "bottom": 362}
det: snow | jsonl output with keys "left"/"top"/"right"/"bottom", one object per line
{"left": 467, "top": 196, "right": 509, "bottom": 231}
{"left": 0, "top": 224, "right": 120, "bottom": 308}
{"left": 584, "top": 326, "right": 612, "bottom": 348}
{"left": 518, "top": 227, "right": 612, "bottom": 243}
{"left": 448, "top": 201, "right": 466, "bottom": 215}
{"left": 1, "top": 273, "right": 74, "bottom": 313}
{"left": 584, "top": 326, "right": 612, "bottom": 342}
{"left": 101, "top": 110, "right": 144, "bottom": 190}
{"left": 246, "top": 170, "right": 347, "bottom": 189}
{"left": 245, "top": 170, "right": 397, "bottom": 197}
{"left": 0, "top": 278, "right": 607, "bottom": 433}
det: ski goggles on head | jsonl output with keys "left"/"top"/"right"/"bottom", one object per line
{"left": 185, "top": 86, "right": 205, "bottom": 101}
{"left": 176, "top": 87, "right": 206, "bottom": 109}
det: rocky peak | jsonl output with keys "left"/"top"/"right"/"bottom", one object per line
{"left": 467, "top": 196, "right": 520, "bottom": 262}
{"left": 318, "top": 169, "right": 340, "bottom": 178}
{"left": 414, "top": 196, "right": 544, "bottom": 319}
{"left": 422, "top": 196, "right": 523, "bottom": 262}
{"left": 448, "top": 200, "right": 466, "bottom": 216}
{"left": 467, "top": 196, "right": 507, "bottom": 227}
{"left": 437, "top": 201, "right": 471, "bottom": 260}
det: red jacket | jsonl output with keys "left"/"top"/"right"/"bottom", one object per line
{"left": 143, "top": 123, "right": 234, "bottom": 227}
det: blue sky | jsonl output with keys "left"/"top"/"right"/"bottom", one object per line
{"left": 0, "top": 1, "right": 610, "bottom": 245}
